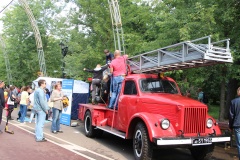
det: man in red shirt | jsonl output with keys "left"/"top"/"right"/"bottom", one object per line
{"left": 108, "top": 50, "right": 128, "bottom": 109}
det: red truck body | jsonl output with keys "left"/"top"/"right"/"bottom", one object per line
{"left": 78, "top": 73, "right": 230, "bottom": 160}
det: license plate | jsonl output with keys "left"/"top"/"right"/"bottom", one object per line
{"left": 192, "top": 138, "right": 212, "bottom": 146}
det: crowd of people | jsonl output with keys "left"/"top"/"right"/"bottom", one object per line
{"left": 0, "top": 80, "right": 66, "bottom": 142}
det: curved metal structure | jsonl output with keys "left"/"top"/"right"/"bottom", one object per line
{"left": 18, "top": 0, "right": 47, "bottom": 76}
{"left": 108, "top": 0, "right": 125, "bottom": 54}
{"left": 0, "top": 35, "right": 12, "bottom": 85}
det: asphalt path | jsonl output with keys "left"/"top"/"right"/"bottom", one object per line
{"left": 0, "top": 109, "right": 238, "bottom": 160}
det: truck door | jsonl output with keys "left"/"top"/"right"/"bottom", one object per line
{"left": 118, "top": 80, "right": 138, "bottom": 131}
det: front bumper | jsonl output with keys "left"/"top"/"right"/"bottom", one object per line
{"left": 153, "top": 136, "right": 230, "bottom": 146}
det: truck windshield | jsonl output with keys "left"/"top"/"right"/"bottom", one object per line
{"left": 140, "top": 79, "right": 179, "bottom": 94}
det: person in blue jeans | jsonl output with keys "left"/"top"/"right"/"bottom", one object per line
{"left": 229, "top": 87, "right": 240, "bottom": 160}
{"left": 108, "top": 50, "right": 128, "bottom": 109}
{"left": 19, "top": 86, "right": 30, "bottom": 123}
{"left": 50, "top": 83, "right": 64, "bottom": 134}
{"left": 33, "top": 80, "right": 49, "bottom": 142}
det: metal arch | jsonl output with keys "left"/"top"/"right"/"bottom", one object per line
{"left": 0, "top": 35, "right": 13, "bottom": 85}
{"left": 18, "top": 0, "right": 47, "bottom": 76}
{"left": 108, "top": 0, "right": 125, "bottom": 54}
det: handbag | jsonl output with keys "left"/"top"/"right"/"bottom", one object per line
{"left": 48, "top": 101, "right": 53, "bottom": 108}
{"left": 7, "top": 97, "right": 15, "bottom": 105}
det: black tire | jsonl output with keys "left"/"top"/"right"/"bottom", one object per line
{"left": 84, "top": 111, "right": 103, "bottom": 138}
{"left": 190, "top": 144, "right": 215, "bottom": 160}
{"left": 84, "top": 111, "right": 95, "bottom": 137}
{"left": 133, "top": 122, "right": 153, "bottom": 160}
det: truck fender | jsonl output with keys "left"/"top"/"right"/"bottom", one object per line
{"left": 126, "top": 112, "right": 177, "bottom": 142}
{"left": 206, "top": 115, "right": 221, "bottom": 135}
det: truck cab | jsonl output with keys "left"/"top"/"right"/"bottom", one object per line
{"left": 78, "top": 73, "right": 230, "bottom": 160}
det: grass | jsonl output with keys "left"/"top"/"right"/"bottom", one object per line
{"left": 208, "top": 104, "right": 220, "bottom": 120}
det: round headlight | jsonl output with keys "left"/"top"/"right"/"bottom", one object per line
{"left": 161, "top": 119, "right": 170, "bottom": 130}
{"left": 207, "top": 118, "right": 213, "bottom": 128}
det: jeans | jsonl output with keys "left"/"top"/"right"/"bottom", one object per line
{"left": 51, "top": 107, "right": 62, "bottom": 131}
{"left": 234, "top": 128, "right": 240, "bottom": 160}
{"left": 29, "top": 109, "right": 37, "bottom": 123}
{"left": 35, "top": 110, "right": 46, "bottom": 141}
{"left": 19, "top": 104, "right": 27, "bottom": 123}
{"left": 108, "top": 75, "right": 124, "bottom": 109}
{"left": 92, "top": 79, "right": 101, "bottom": 102}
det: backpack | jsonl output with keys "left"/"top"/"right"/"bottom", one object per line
{"left": 202, "top": 92, "right": 208, "bottom": 104}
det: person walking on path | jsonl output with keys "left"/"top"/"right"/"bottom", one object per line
{"left": 33, "top": 79, "right": 49, "bottom": 142}
{"left": 51, "top": 83, "right": 64, "bottom": 134}
{"left": 84, "top": 64, "right": 108, "bottom": 104}
{"left": 229, "top": 87, "right": 240, "bottom": 160}
{"left": 0, "top": 80, "right": 5, "bottom": 133}
{"left": 108, "top": 50, "right": 128, "bottom": 109}
{"left": 7, "top": 86, "right": 16, "bottom": 120}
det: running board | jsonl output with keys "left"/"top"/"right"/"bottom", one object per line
{"left": 96, "top": 126, "right": 126, "bottom": 139}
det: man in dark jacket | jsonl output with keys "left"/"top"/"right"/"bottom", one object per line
{"left": 0, "top": 80, "right": 5, "bottom": 133}
{"left": 84, "top": 64, "right": 108, "bottom": 104}
{"left": 229, "top": 87, "right": 240, "bottom": 159}
{"left": 104, "top": 49, "right": 114, "bottom": 64}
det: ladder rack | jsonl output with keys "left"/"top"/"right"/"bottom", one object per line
{"left": 128, "top": 36, "right": 233, "bottom": 73}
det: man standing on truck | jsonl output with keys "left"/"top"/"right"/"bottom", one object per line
{"left": 108, "top": 50, "right": 128, "bottom": 109}
{"left": 229, "top": 87, "right": 240, "bottom": 160}
{"left": 84, "top": 64, "right": 108, "bottom": 105}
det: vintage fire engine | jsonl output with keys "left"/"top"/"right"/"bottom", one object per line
{"left": 78, "top": 36, "right": 232, "bottom": 160}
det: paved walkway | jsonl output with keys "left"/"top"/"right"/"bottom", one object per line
{"left": 0, "top": 122, "right": 87, "bottom": 160}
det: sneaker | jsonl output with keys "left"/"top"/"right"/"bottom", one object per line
{"left": 36, "top": 138, "right": 47, "bottom": 142}
{"left": 57, "top": 130, "right": 63, "bottom": 133}
{"left": 52, "top": 131, "right": 57, "bottom": 134}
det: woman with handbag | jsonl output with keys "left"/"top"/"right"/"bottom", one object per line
{"left": 51, "top": 83, "right": 64, "bottom": 134}
{"left": 7, "top": 86, "right": 16, "bottom": 120}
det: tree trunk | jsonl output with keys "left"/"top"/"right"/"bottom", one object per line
{"left": 219, "top": 79, "right": 226, "bottom": 121}
{"left": 224, "top": 78, "right": 238, "bottom": 119}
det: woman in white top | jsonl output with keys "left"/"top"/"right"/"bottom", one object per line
{"left": 51, "top": 83, "right": 64, "bottom": 134}
{"left": 19, "top": 86, "right": 30, "bottom": 123}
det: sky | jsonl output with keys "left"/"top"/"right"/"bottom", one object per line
{"left": 0, "top": 0, "right": 14, "bottom": 33}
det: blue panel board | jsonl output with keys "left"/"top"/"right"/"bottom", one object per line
{"left": 71, "top": 93, "right": 89, "bottom": 120}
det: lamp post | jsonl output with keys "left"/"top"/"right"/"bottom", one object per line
{"left": 59, "top": 42, "right": 68, "bottom": 78}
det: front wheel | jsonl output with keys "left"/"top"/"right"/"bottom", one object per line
{"left": 133, "top": 122, "right": 153, "bottom": 160}
{"left": 189, "top": 144, "right": 215, "bottom": 160}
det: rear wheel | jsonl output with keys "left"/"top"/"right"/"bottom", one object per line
{"left": 84, "top": 111, "right": 103, "bottom": 138}
{"left": 189, "top": 144, "right": 214, "bottom": 160}
{"left": 133, "top": 122, "right": 153, "bottom": 160}
{"left": 84, "top": 111, "right": 95, "bottom": 137}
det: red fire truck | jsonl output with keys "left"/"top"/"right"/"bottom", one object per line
{"left": 78, "top": 36, "right": 232, "bottom": 160}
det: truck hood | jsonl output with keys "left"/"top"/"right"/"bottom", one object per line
{"left": 140, "top": 93, "right": 205, "bottom": 107}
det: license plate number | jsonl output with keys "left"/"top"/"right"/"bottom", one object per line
{"left": 192, "top": 138, "right": 212, "bottom": 146}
